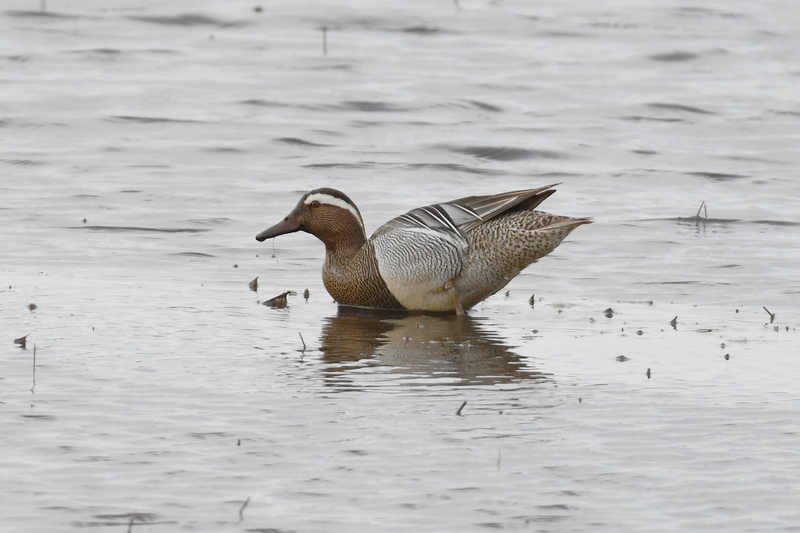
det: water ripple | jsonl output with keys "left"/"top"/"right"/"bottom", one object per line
{"left": 128, "top": 14, "right": 245, "bottom": 28}
{"left": 75, "top": 226, "right": 211, "bottom": 233}
{"left": 444, "top": 145, "right": 562, "bottom": 161}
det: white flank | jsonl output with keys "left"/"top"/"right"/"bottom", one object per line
{"left": 304, "top": 193, "right": 364, "bottom": 229}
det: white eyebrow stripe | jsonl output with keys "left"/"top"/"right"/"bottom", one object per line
{"left": 304, "top": 193, "right": 364, "bottom": 229}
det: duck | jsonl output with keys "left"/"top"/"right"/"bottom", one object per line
{"left": 256, "top": 183, "right": 590, "bottom": 314}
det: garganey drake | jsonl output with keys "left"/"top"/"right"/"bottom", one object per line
{"left": 256, "top": 184, "right": 590, "bottom": 314}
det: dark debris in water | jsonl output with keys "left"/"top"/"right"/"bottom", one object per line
{"left": 615, "top": 355, "right": 630, "bottom": 362}
{"left": 14, "top": 334, "right": 30, "bottom": 349}
{"left": 249, "top": 277, "right": 259, "bottom": 292}
{"left": 604, "top": 308, "right": 614, "bottom": 318}
{"left": 263, "top": 291, "right": 295, "bottom": 308}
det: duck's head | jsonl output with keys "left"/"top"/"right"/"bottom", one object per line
{"left": 256, "top": 188, "right": 366, "bottom": 247}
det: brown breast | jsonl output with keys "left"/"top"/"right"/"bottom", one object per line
{"left": 322, "top": 240, "right": 405, "bottom": 309}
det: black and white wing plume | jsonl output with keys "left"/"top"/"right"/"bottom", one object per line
{"left": 371, "top": 183, "right": 559, "bottom": 239}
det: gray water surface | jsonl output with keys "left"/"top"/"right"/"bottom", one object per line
{"left": 2, "top": 1, "right": 799, "bottom": 531}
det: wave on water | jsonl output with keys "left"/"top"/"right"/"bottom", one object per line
{"left": 75, "top": 226, "right": 211, "bottom": 233}
{"left": 127, "top": 13, "right": 245, "bottom": 28}
{"left": 443, "top": 145, "right": 562, "bottom": 161}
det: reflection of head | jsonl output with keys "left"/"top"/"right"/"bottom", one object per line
{"left": 319, "top": 307, "right": 549, "bottom": 389}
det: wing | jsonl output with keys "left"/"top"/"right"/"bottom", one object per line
{"left": 450, "top": 183, "right": 560, "bottom": 232}
{"left": 371, "top": 227, "right": 465, "bottom": 311}
{"left": 371, "top": 183, "right": 560, "bottom": 239}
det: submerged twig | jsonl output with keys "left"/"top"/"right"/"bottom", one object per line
{"left": 31, "top": 344, "right": 36, "bottom": 394}
{"left": 298, "top": 332, "right": 306, "bottom": 353}
{"left": 127, "top": 513, "right": 138, "bottom": 533}
{"left": 239, "top": 497, "right": 250, "bottom": 521}
{"left": 763, "top": 306, "right": 775, "bottom": 323}
{"left": 456, "top": 401, "right": 467, "bottom": 416}
{"left": 696, "top": 201, "right": 708, "bottom": 219}
{"left": 322, "top": 26, "right": 328, "bottom": 56}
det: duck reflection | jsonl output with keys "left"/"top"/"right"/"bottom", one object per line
{"left": 319, "top": 306, "right": 549, "bottom": 388}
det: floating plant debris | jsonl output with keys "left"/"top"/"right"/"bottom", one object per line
{"left": 263, "top": 291, "right": 295, "bottom": 308}
{"left": 14, "top": 334, "right": 30, "bottom": 349}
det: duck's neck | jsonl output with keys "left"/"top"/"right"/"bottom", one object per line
{"left": 322, "top": 230, "right": 367, "bottom": 259}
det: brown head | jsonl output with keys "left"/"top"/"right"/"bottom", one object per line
{"left": 255, "top": 188, "right": 367, "bottom": 251}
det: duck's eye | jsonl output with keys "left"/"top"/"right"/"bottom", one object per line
{"left": 310, "top": 200, "right": 320, "bottom": 208}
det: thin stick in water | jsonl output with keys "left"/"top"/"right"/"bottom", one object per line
{"left": 31, "top": 343, "right": 36, "bottom": 394}
{"left": 456, "top": 400, "right": 467, "bottom": 416}
{"left": 299, "top": 332, "right": 306, "bottom": 352}
{"left": 696, "top": 201, "right": 707, "bottom": 219}
{"left": 239, "top": 497, "right": 250, "bottom": 521}
{"left": 322, "top": 26, "right": 328, "bottom": 56}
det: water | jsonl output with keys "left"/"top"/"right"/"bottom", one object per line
{"left": 2, "top": 1, "right": 799, "bottom": 531}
